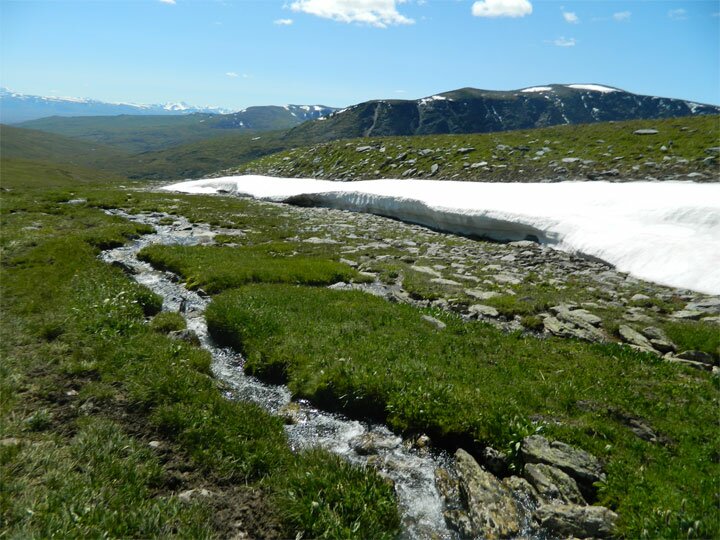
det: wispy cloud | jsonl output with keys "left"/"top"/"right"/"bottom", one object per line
{"left": 668, "top": 8, "right": 687, "bottom": 20}
{"left": 552, "top": 36, "right": 576, "bottom": 47}
{"left": 274, "top": 18, "right": 294, "bottom": 25}
{"left": 472, "top": 0, "right": 532, "bottom": 18}
{"left": 225, "top": 72, "right": 239, "bottom": 78}
{"left": 613, "top": 11, "right": 631, "bottom": 22}
{"left": 159, "top": 0, "right": 176, "bottom": 4}
{"left": 562, "top": 11, "right": 579, "bottom": 24}
{"left": 289, "top": 0, "right": 414, "bottom": 28}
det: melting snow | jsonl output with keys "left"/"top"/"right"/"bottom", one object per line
{"left": 162, "top": 177, "right": 720, "bottom": 295}
{"left": 419, "top": 95, "right": 450, "bottom": 105}
{"left": 567, "top": 84, "right": 618, "bottom": 93}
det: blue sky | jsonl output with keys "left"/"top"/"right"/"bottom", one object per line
{"left": 1, "top": 0, "right": 719, "bottom": 109}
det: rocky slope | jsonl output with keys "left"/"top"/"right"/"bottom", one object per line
{"left": 225, "top": 115, "right": 720, "bottom": 183}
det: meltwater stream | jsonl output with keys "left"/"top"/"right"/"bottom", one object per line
{"left": 100, "top": 209, "right": 542, "bottom": 540}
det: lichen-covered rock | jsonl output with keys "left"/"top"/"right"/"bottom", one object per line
{"left": 534, "top": 503, "right": 618, "bottom": 538}
{"left": 455, "top": 448, "right": 522, "bottom": 539}
{"left": 523, "top": 463, "right": 586, "bottom": 505}
{"left": 520, "top": 435, "right": 605, "bottom": 497}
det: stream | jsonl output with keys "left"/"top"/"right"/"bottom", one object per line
{"left": 100, "top": 209, "right": 542, "bottom": 540}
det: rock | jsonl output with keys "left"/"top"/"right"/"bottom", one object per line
{"left": 465, "top": 289, "right": 501, "bottom": 300}
{"left": 470, "top": 161, "right": 488, "bottom": 168}
{"left": 561, "top": 157, "right": 581, "bottom": 164}
{"left": 633, "top": 129, "right": 658, "bottom": 135}
{"left": 412, "top": 265, "right": 441, "bottom": 277}
{"left": 676, "top": 350, "right": 715, "bottom": 365}
{"left": 534, "top": 503, "right": 618, "bottom": 538}
{"left": 523, "top": 463, "right": 585, "bottom": 505}
{"left": 618, "top": 325, "right": 654, "bottom": 351}
{"left": 543, "top": 316, "right": 604, "bottom": 343}
{"left": 422, "top": 315, "right": 446, "bottom": 330}
{"left": 278, "top": 402, "right": 307, "bottom": 424}
{"left": 430, "top": 163, "right": 439, "bottom": 175}
{"left": 457, "top": 147, "right": 475, "bottom": 154}
{"left": 431, "top": 277, "right": 462, "bottom": 286}
{"left": 494, "top": 273, "right": 522, "bottom": 285}
{"left": 630, "top": 293, "right": 652, "bottom": 304}
{"left": 356, "top": 145, "right": 372, "bottom": 152}
{"left": 148, "top": 440, "right": 163, "bottom": 449}
{"left": 502, "top": 476, "right": 539, "bottom": 506}
{"left": 178, "top": 488, "right": 213, "bottom": 502}
{"left": 481, "top": 446, "right": 509, "bottom": 477}
{"left": 551, "top": 305, "right": 602, "bottom": 327}
{"left": 520, "top": 435, "right": 605, "bottom": 497}
{"left": 640, "top": 327, "right": 676, "bottom": 353}
{"left": 168, "top": 329, "right": 201, "bottom": 346}
{"left": 705, "top": 146, "right": 720, "bottom": 154}
{"left": 685, "top": 297, "right": 720, "bottom": 315}
{"left": 455, "top": 449, "right": 522, "bottom": 539}
{"left": 469, "top": 304, "right": 500, "bottom": 318}
{"left": 350, "top": 432, "right": 400, "bottom": 455}
{"left": 66, "top": 198, "right": 87, "bottom": 205}
{"left": 671, "top": 309, "right": 704, "bottom": 320}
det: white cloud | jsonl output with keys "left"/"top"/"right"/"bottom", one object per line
{"left": 159, "top": 0, "right": 176, "bottom": 4}
{"left": 289, "top": 0, "right": 414, "bottom": 28}
{"left": 226, "top": 72, "right": 239, "bottom": 78}
{"left": 472, "top": 0, "right": 532, "bottom": 18}
{"left": 274, "top": 18, "right": 294, "bottom": 25}
{"left": 668, "top": 8, "right": 687, "bottom": 20}
{"left": 613, "top": 11, "right": 631, "bottom": 22}
{"left": 552, "top": 36, "right": 576, "bottom": 47}
{"left": 562, "top": 11, "right": 578, "bottom": 24}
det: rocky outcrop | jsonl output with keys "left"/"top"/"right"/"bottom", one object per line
{"left": 520, "top": 435, "right": 605, "bottom": 499}
{"left": 451, "top": 449, "right": 522, "bottom": 539}
{"left": 523, "top": 463, "right": 586, "bottom": 505}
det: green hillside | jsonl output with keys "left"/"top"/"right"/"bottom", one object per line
{"left": 230, "top": 115, "right": 720, "bottom": 183}
{"left": 16, "top": 114, "right": 233, "bottom": 153}
{"left": 0, "top": 124, "right": 128, "bottom": 171}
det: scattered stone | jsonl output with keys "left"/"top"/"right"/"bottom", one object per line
{"left": 630, "top": 293, "right": 652, "bottom": 304}
{"left": 454, "top": 449, "right": 522, "bottom": 539}
{"left": 520, "top": 435, "right": 605, "bottom": 497}
{"left": 665, "top": 355, "right": 713, "bottom": 372}
{"left": 670, "top": 309, "right": 704, "bottom": 320}
{"left": 411, "top": 265, "right": 442, "bottom": 277}
{"left": 356, "top": 145, "right": 372, "bottom": 153}
{"left": 350, "top": 432, "right": 401, "bottom": 455}
{"left": 457, "top": 147, "right": 475, "bottom": 154}
{"left": 480, "top": 446, "right": 509, "bottom": 477}
{"left": 502, "top": 476, "right": 539, "bottom": 506}
{"left": 465, "top": 289, "right": 501, "bottom": 300}
{"left": 148, "top": 440, "right": 163, "bottom": 449}
{"left": 278, "top": 402, "right": 307, "bottom": 424}
{"left": 543, "top": 316, "right": 604, "bottom": 342}
{"left": 469, "top": 304, "right": 500, "bottom": 318}
{"left": 430, "top": 163, "right": 439, "bottom": 175}
{"left": 422, "top": 315, "right": 446, "bottom": 330}
{"left": 431, "top": 277, "right": 462, "bottom": 287}
{"left": 551, "top": 305, "right": 602, "bottom": 327}
{"left": 686, "top": 297, "right": 720, "bottom": 315}
{"left": 676, "top": 350, "right": 715, "bottom": 366}
{"left": 523, "top": 463, "right": 585, "bottom": 505}
{"left": 534, "top": 503, "right": 618, "bottom": 538}
{"left": 178, "top": 488, "right": 213, "bottom": 502}
{"left": 633, "top": 129, "right": 659, "bottom": 135}
{"left": 640, "top": 326, "right": 676, "bottom": 353}
{"left": 66, "top": 198, "right": 88, "bottom": 205}
{"left": 618, "top": 325, "right": 654, "bottom": 351}
{"left": 168, "top": 329, "right": 201, "bottom": 346}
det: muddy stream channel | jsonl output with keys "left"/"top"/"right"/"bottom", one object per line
{"left": 101, "top": 209, "right": 546, "bottom": 540}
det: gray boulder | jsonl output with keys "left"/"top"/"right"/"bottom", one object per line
{"left": 523, "top": 463, "right": 586, "bottom": 505}
{"left": 520, "top": 435, "right": 605, "bottom": 497}
{"left": 618, "top": 324, "right": 655, "bottom": 352}
{"left": 534, "top": 503, "right": 618, "bottom": 538}
{"left": 455, "top": 448, "right": 522, "bottom": 539}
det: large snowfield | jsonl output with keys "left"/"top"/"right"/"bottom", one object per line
{"left": 163, "top": 176, "right": 720, "bottom": 295}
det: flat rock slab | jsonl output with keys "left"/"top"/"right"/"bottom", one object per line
{"left": 523, "top": 462, "right": 586, "bottom": 506}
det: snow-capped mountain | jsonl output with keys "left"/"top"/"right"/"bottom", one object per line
{"left": 0, "top": 88, "right": 235, "bottom": 123}
{"left": 288, "top": 84, "right": 720, "bottom": 141}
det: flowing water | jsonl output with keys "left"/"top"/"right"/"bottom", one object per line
{"left": 101, "top": 209, "right": 542, "bottom": 540}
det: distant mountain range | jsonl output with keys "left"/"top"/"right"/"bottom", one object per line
{"left": 0, "top": 88, "right": 240, "bottom": 123}
{"left": 287, "top": 84, "right": 720, "bottom": 142}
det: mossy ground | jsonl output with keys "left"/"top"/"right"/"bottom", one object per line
{"left": 0, "top": 174, "right": 399, "bottom": 538}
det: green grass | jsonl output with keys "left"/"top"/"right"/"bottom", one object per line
{"left": 150, "top": 311, "right": 187, "bottom": 333}
{"left": 137, "top": 243, "right": 361, "bottom": 293}
{"left": 1, "top": 177, "right": 400, "bottom": 538}
{"left": 663, "top": 320, "right": 720, "bottom": 358}
{"left": 206, "top": 283, "right": 719, "bottom": 539}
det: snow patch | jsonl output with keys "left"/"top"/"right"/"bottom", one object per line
{"left": 567, "top": 84, "right": 618, "bottom": 93}
{"left": 163, "top": 177, "right": 720, "bottom": 295}
{"left": 521, "top": 86, "right": 553, "bottom": 93}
